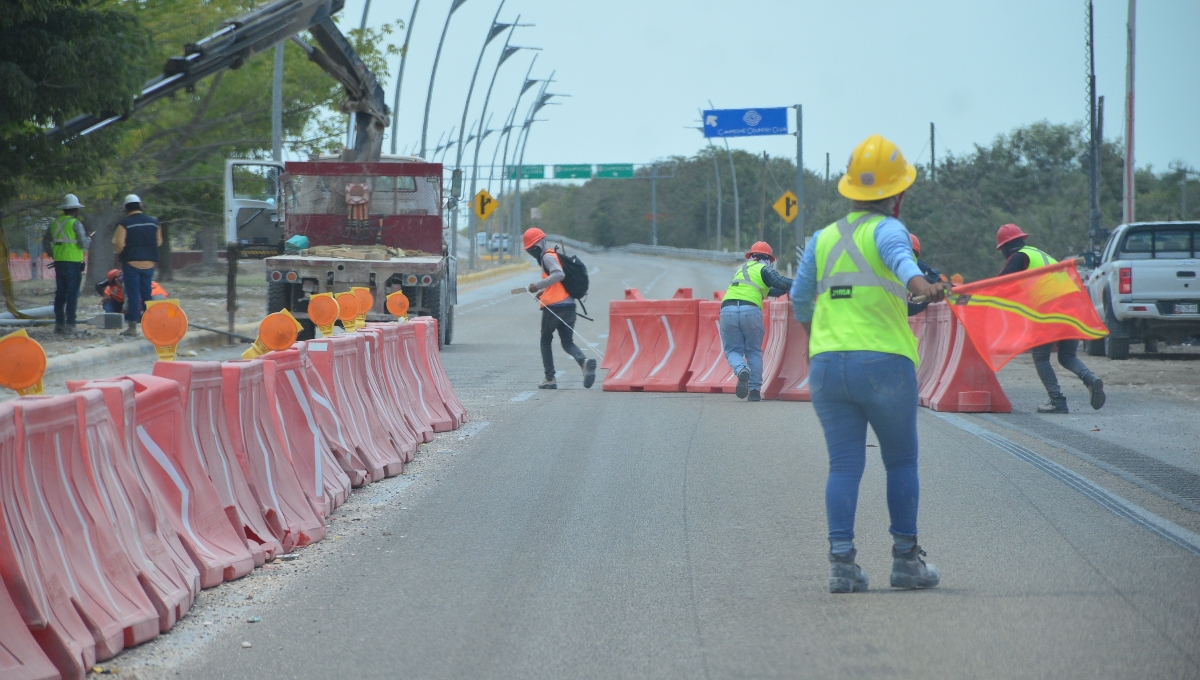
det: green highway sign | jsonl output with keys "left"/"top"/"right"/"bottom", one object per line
{"left": 554, "top": 164, "right": 593, "bottom": 179}
{"left": 505, "top": 165, "right": 545, "bottom": 180}
{"left": 595, "top": 163, "right": 635, "bottom": 179}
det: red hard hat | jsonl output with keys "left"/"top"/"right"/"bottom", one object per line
{"left": 523, "top": 227, "right": 546, "bottom": 250}
{"left": 106, "top": 269, "right": 121, "bottom": 282}
{"left": 995, "top": 223, "right": 1030, "bottom": 250}
{"left": 909, "top": 233, "right": 921, "bottom": 256}
{"left": 745, "top": 241, "right": 775, "bottom": 262}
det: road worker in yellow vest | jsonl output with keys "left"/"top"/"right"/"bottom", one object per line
{"left": 719, "top": 241, "right": 793, "bottom": 401}
{"left": 790, "top": 134, "right": 949, "bottom": 593}
{"left": 45, "top": 194, "right": 92, "bottom": 334}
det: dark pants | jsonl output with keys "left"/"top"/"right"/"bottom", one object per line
{"left": 541, "top": 303, "right": 586, "bottom": 379}
{"left": 1031, "top": 340, "right": 1095, "bottom": 401}
{"left": 53, "top": 261, "right": 84, "bottom": 326}
{"left": 102, "top": 299, "right": 123, "bottom": 314}
{"left": 122, "top": 264, "right": 155, "bottom": 323}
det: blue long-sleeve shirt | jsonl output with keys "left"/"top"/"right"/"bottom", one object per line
{"left": 790, "top": 213, "right": 923, "bottom": 322}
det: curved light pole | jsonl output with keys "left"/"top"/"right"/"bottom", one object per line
{"left": 505, "top": 77, "right": 549, "bottom": 257}
{"left": 420, "top": 0, "right": 469, "bottom": 158}
{"left": 390, "top": 0, "right": 421, "bottom": 155}
{"left": 511, "top": 78, "right": 562, "bottom": 255}
{"left": 710, "top": 99, "right": 741, "bottom": 251}
{"left": 491, "top": 58, "right": 539, "bottom": 259}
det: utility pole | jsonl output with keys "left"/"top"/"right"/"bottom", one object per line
{"left": 272, "top": 44, "right": 283, "bottom": 162}
{"left": 711, "top": 144, "right": 723, "bottom": 250}
{"left": 705, "top": 176, "right": 711, "bottom": 246}
{"left": 711, "top": 100, "right": 740, "bottom": 251}
{"left": 651, "top": 163, "right": 659, "bottom": 246}
{"left": 793, "top": 104, "right": 804, "bottom": 244}
{"left": 1087, "top": 1, "right": 1103, "bottom": 247}
{"left": 1122, "top": 0, "right": 1136, "bottom": 225}
{"left": 390, "top": 0, "right": 420, "bottom": 155}
{"left": 930, "top": 122, "right": 936, "bottom": 183}
{"left": 757, "top": 151, "right": 768, "bottom": 242}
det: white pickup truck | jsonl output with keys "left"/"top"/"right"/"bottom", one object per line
{"left": 1084, "top": 221, "right": 1200, "bottom": 359}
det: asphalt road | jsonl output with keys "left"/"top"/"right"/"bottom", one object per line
{"left": 106, "top": 252, "right": 1198, "bottom": 679}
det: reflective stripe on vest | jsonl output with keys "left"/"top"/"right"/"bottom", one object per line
{"left": 539, "top": 251, "right": 570, "bottom": 307}
{"left": 723, "top": 260, "right": 769, "bottom": 307}
{"left": 50, "top": 216, "right": 84, "bottom": 262}
{"left": 1018, "top": 246, "right": 1056, "bottom": 269}
{"left": 809, "top": 212, "right": 918, "bottom": 365}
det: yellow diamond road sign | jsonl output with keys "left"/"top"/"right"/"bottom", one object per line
{"left": 773, "top": 190, "right": 799, "bottom": 223}
{"left": 474, "top": 189, "right": 498, "bottom": 221}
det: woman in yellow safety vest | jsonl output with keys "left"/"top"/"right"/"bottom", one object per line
{"left": 719, "top": 241, "right": 793, "bottom": 401}
{"left": 790, "top": 135, "right": 949, "bottom": 594}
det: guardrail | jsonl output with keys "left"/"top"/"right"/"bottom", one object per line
{"left": 544, "top": 234, "right": 744, "bottom": 264}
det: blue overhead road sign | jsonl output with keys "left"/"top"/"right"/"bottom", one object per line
{"left": 702, "top": 107, "right": 789, "bottom": 138}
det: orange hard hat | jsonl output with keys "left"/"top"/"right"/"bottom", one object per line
{"left": 745, "top": 241, "right": 775, "bottom": 262}
{"left": 107, "top": 269, "right": 121, "bottom": 282}
{"left": 995, "top": 223, "right": 1030, "bottom": 250}
{"left": 523, "top": 227, "right": 546, "bottom": 250}
{"left": 910, "top": 233, "right": 921, "bottom": 256}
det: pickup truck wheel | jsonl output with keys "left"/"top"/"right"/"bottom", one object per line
{"left": 1144, "top": 337, "right": 1159, "bottom": 353}
{"left": 1105, "top": 336, "right": 1130, "bottom": 360}
{"left": 1085, "top": 339, "right": 1106, "bottom": 356}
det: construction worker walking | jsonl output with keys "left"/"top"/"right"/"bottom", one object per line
{"left": 45, "top": 194, "right": 91, "bottom": 334}
{"left": 112, "top": 194, "right": 161, "bottom": 337}
{"left": 791, "top": 134, "right": 949, "bottom": 594}
{"left": 720, "top": 241, "right": 793, "bottom": 401}
{"left": 995, "top": 223, "right": 1105, "bottom": 413}
{"left": 523, "top": 228, "right": 596, "bottom": 390}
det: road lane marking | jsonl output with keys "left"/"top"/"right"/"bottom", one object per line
{"left": 937, "top": 413, "right": 1200, "bottom": 557}
{"left": 511, "top": 391, "right": 536, "bottom": 402}
{"left": 456, "top": 421, "right": 491, "bottom": 440}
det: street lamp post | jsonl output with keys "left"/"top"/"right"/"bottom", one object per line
{"left": 390, "top": 0, "right": 421, "bottom": 155}
{"left": 419, "top": 0, "right": 468, "bottom": 159}
{"left": 491, "top": 59, "right": 539, "bottom": 259}
{"left": 710, "top": 100, "right": 741, "bottom": 251}
{"left": 511, "top": 77, "right": 559, "bottom": 258}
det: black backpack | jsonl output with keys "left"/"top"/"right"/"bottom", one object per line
{"left": 544, "top": 245, "right": 590, "bottom": 306}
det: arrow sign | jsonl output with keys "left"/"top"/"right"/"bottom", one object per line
{"left": 474, "top": 189, "right": 498, "bottom": 221}
{"left": 773, "top": 190, "right": 799, "bottom": 223}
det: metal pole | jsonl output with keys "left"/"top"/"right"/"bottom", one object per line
{"left": 651, "top": 163, "right": 658, "bottom": 246}
{"left": 1122, "top": 0, "right": 1136, "bottom": 225}
{"left": 390, "top": 0, "right": 421, "bottom": 155}
{"left": 492, "top": 59, "right": 537, "bottom": 259}
{"left": 272, "top": 44, "right": 283, "bottom": 162}
{"left": 794, "top": 104, "right": 803, "bottom": 244}
{"left": 930, "top": 122, "right": 936, "bottom": 183}
{"left": 705, "top": 176, "right": 711, "bottom": 247}
{"left": 512, "top": 76, "right": 551, "bottom": 253}
{"left": 420, "top": 0, "right": 467, "bottom": 159}
{"left": 712, "top": 145, "right": 723, "bottom": 251}
{"left": 758, "top": 151, "right": 768, "bottom": 243}
{"left": 723, "top": 138, "right": 741, "bottom": 251}
{"left": 1087, "top": 1, "right": 1102, "bottom": 246}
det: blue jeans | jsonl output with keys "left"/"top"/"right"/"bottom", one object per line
{"left": 719, "top": 304, "right": 765, "bottom": 390}
{"left": 53, "top": 261, "right": 84, "bottom": 326}
{"left": 810, "top": 351, "right": 920, "bottom": 555}
{"left": 122, "top": 264, "right": 155, "bottom": 323}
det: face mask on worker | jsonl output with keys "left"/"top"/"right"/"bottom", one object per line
{"left": 526, "top": 246, "right": 543, "bottom": 261}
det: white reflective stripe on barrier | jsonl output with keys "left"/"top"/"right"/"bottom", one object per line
{"left": 647, "top": 316, "right": 675, "bottom": 377}
{"left": 52, "top": 431, "right": 120, "bottom": 609}
{"left": 250, "top": 422, "right": 281, "bottom": 512}
{"left": 28, "top": 434, "right": 80, "bottom": 595}
{"left": 698, "top": 320, "right": 725, "bottom": 383}
{"left": 284, "top": 369, "right": 323, "bottom": 498}
{"left": 136, "top": 425, "right": 215, "bottom": 559}
{"left": 611, "top": 319, "right": 641, "bottom": 380}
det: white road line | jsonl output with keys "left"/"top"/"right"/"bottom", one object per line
{"left": 511, "top": 391, "right": 536, "bottom": 402}
{"left": 937, "top": 413, "right": 1200, "bottom": 557}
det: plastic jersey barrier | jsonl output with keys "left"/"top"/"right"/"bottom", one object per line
{"left": 391, "top": 324, "right": 455, "bottom": 432}
{"left": 299, "top": 344, "right": 371, "bottom": 487}
{"left": 368, "top": 324, "right": 435, "bottom": 444}
{"left": 260, "top": 351, "right": 352, "bottom": 514}
{"left": 0, "top": 402, "right": 98, "bottom": 679}
{"left": 685, "top": 300, "right": 738, "bottom": 394}
{"left": 356, "top": 332, "right": 419, "bottom": 463}
{"left": 64, "top": 381, "right": 199, "bottom": 632}
{"left": 928, "top": 317, "right": 1014, "bottom": 413}
{"left": 0, "top": 577, "right": 59, "bottom": 680}
{"left": 760, "top": 298, "right": 814, "bottom": 401}
{"left": 601, "top": 288, "right": 644, "bottom": 374}
{"left": 13, "top": 394, "right": 161, "bottom": 658}
{"left": 329, "top": 336, "right": 407, "bottom": 473}
{"left": 603, "top": 288, "right": 700, "bottom": 392}
{"left": 121, "top": 374, "right": 256, "bottom": 588}
{"left": 220, "top": 360, "right": 327, "bottom": 550}
{"left": 918, "top": 303, "right": 957, "bottom": 408}
{"left": 148, "top": 362, "right": 284, "bottom": 566}
{"left": 409, "top": 318, "right": 467, "bottom": 425}
{"left": 911, "top": 309, "right": 941, "bottom": 395}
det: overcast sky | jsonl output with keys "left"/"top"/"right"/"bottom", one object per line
{"left": 336, "top": 0, "right": 1198, "bottom": 178}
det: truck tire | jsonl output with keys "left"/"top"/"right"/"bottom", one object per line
{"left": 444, "top": 305, "right": 454, "bottom": 346}
{"left": 1144, "top": 337, "right": 1158, "bottom": 353}
{"left": 425, "top": 285, "right": 445, "bottom": 348}
{"left": 1085, "top": 339, "right": 1106, "bottom": 356}
{"left": 1105, "top": 336, "right": 1130, "bottom": 360}
{"left": 267, "top": 281, "right": 289, "bottom": 314}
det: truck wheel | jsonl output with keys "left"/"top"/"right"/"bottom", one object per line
{"left": 1105, "top": 336, "right": 1130, "bottom": 360}
{"left": 444, "top": 306, "right": 454, "bottom": 346}
{"left": 267, "top": 281, "right": 289, "bottom": 314}
{"left": 1144, "top": 337, "right": 1158, "bottom": 353}
{"left": 425, "top": 287, "right": 445, "bottom": 348}
{"left": 1085, "top": 339, "right": 1106, "bottom": 356}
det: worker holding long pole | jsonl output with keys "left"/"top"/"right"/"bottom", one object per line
{"left": 790, "top": 135, "right": 948, "bottom": 594}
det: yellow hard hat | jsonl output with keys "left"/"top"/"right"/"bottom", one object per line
{"left": 838, "top": 134, "right": 917, "bottom": 201}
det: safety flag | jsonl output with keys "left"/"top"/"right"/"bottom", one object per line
{"left": 946, "top": 259, "right": 1107, "bottom": 371}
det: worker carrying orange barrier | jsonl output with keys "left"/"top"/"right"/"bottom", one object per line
{"left": 603, "top": 287, "right": 700, "bottom": 392}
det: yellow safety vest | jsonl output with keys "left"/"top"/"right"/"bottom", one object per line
{"left": 723, "top": 260, "right": 769, "bottom": 308}
{"left": 810, "top": 212, "right": 918, "bottom": 365}
{"left": 1018, "top": 246, "right": 1056, "bottom": 269}
{"left": 50, "top": 215, "right": 84, "bottom": 262}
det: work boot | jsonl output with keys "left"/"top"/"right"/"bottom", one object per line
{"left": 53, "top": 324, "right": 66, "bottom": 335}
{"left": 538, "top": 377, "right": 557, "bottom": 390}
{"left": 829, "top": 550, "right": 869, "bottom": 593}
{"left": 747, "top": 389, "right": 761, "bottom": 402}
{"left": 582, "top": 358, "right": 597, "bottom": 389}
{"left": 735, "top": 368, "right": 750, "bottom": 399}
{"left": 1037, "top": 397, "right": 1068, "bottom": 414}
{"left": 1088, "top": 377, "right": 1106, "bottom": 410}
{"left": 121, "top": 321, "right": 139, "bottom": 338}
{"left": 890, "top": 545, "right": 940, "bottom": 589}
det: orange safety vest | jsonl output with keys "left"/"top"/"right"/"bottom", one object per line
{"left": 105, "top": 280, "right": 167, "bottom": 304}
{"left": 538, "top": 251, "right": 570, "bottom": 308}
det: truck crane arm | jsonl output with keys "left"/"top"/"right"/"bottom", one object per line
{"left": 47, "top": 0, "right": 389, "bottom": 161}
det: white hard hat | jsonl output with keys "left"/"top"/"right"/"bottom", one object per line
{"left": 123, "top": 194, "right": 142, "bottom": 206}
{"left": 59, "top": 194, "right": 84, "bottom": 210}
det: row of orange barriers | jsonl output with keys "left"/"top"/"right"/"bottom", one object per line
{"left": 602, "top": 289, "right": 1010, "bottom": 411}
{"left": 6, "top": 254, "right": 56, "bottom": 281}
{"left": 0, "top": 317, "right": 465, "bottom": 680}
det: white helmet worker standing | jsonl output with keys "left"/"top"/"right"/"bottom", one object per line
{"left": 788, "top": 134, "right": 949, "bottom": 594}
{"left": 46, "top": 193, "right": 92, "bottom": 333}
{"left": 112, "top": 192, "right": 162, "bottom": 336}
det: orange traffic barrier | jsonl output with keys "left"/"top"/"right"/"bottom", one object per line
{"left": 368, "top": 323, "right": 434, "bottom": 443}
{"left": 601, "top": 288, "right": 645, "bottom": 373}
{"left": 335, "top": 334, "right": 412, "bottom": 466}
{"left": 141, "top": 300, "right": 188, "bottom": 361}
{"left": 386, "top": 291, "right": 410, "bottom": 318}
{"left": 352, "top": 287, "right": 373, "bottom": 331}
{"left": 121, "top": 374, "right": 255, "bottom": 588}
{"left": 392, "top": 323, "right": 456, "bottom": 432}
{"left": 306, "top": 337, "right": 402, "bottom": 477}
{"left": 917, "top": 303, "right": 957, "bottom": 407}
{"left": 927, "top": 317, "right": 1013, "bottom": 413}
{"left": 220, "top": 360, "right": 326, "bottom": 550}
{"left": 760, "top": 298, "right": 813, "bottom": 401}
{"left": 308, "top": 292, "right": 340, "bottom": 337}
{"left": 603, "top": 288, "right": 700, "bottom": 392}
{"left": 13, "top": 394, "right": 161, "bottom": 658}
{"left": 149, "top": 362, "right": 283, "bottom": 565}
{"left": 409, "top": 317, "right": 467, "bottom": 425}
{"left": 685, "top": 300, "right": 738, "bottom": 393}
{"left": 259, "top": 349, "right": 352, "bottom": 515}
{"left": 0, "top": 401, "right": 100, "bottom": 679}
{"left": 242, "top": 308, "right": 302, "bottom": 360}
{"left": 335, "top": 291, "right": 359, "bottom": 332}
{"left": 0, "top": 575, "right": 59, "bottom": 680}
{"left": 64, "top": 382, "right": 199, "bottom": 631}
{"left": 357, "top": 329, "right": 420, "bottom": 462}
{"left": 911, "top": 309, "right": 942, "bottom": 395}
{"left": 0, "top": 330, "right": 46, "bottom": 396}
{"left": 298, "top": 343, "right": 371, "bottom": 487}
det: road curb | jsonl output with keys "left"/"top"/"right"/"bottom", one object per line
{"left": 45, "top": 323, "right": 260, "bottom": 378}
{"left": 458, "top": 262, "right": 532, "bottom": 288}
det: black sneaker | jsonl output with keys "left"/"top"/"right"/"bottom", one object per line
{"left": 583, "top": 359, "right": 597, "bottom": 389}
{"left": 829, "top": 550, "right": 869, "bottom": 593}
{"left": 1088, "top": 378, "right": 1106, "bottom": 410}
{"left": 1037, "top": 398, "right": 1068, "bottom": 414}
{"left": 890, "top": 545, "right": 940, "bottom": 589}
{"left": 53, "top": 325, "right": 66, "bottom": 335}
{"left": 747, "top": 389, "right": 761, "bottom": 402}
{"left": 735, "top": 368, "right": 750, "bottom": 399}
